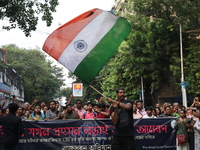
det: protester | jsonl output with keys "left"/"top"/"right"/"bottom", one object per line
{"left": 143, "top": 106, "right": 157, "bottom": 118}
{"left": 0, "top": 108, "right": 3, "bottom": 117}
{"left": 44, "top": 100, "right": 61, "bottom": 121}
{"left": 62, "top": 104, "right": 80, "bottom": 119}
{"left": 193, "top": 109, "right": 200, "bottom": 150}
{"left": 175, "top": 110, "right": 190, "bottom": 150}
{"left": 16, "top": 107, "right": 28, "bottom": 121}
{"left": 24, "top": 110, "right": 31, "bottom": 119}
{"left": 105, "top": 104, "right": 111, "bottom": 112}
{"left": 43, "top": 105, "right": 49, "bottom": 116}
{"left": 107, "top": 87, "right": 135, "bottom": 150}
{"left": 40, "top": 101, "right": 47, "bottom": 113}
{"left": 159, "top": 106, "right": 174, "bottom": 118}
{"left": 82, "top": 102, "right": 97, "bottom": 119}
{"left": 191, "top": 97, "right": 200, "bottom": 108}
{"left": 154, "top": 107, "right": 162, "bottom": 117}
{"left": 23, "top": 102, "right": 30, "bottom": 114}
{"left": 95, "top": 102, "right": 110, "bottom": 118}
{"left": 4, "top": 108, "right": 9, "bottom": 115}
{"left": 97, "top": 97, "right": 104, "bottom": 104}
{"left": 161, "top": 102, "right": 170, "bottom": 113}
{"left": 66, "top": 95, "right": 86, "bottom": 119}
{"left": 133, "top": 104, "right": 142, "bottom": 119}
{"left": 28, "top": 105, "right": 45, "bottom": 121}
{"left": 74, "top": 100, "right": 86, "bottom": 119}
{"left": 136, "top": 100, "right": 146, "bottom": 118}
{"left": 155, "top": 103, "right": 160, "bottom": 108}
{"left": 0, "top": 103, "right": 24, "bottom": 150}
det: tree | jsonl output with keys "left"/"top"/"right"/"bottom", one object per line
{"left": 98, "top": 0, "right": 200, "bottom": 104}
{"left": 0, "top": 0, "right": 59, "bottom": 36}
{"left": 3, "top": 44, "right": 65, "bottom": 102}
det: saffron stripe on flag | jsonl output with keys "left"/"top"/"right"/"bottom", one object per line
{"left": 43, "top": 8, "right": 103, "bottom": 60}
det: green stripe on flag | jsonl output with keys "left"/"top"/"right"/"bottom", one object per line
{"left": 74, "top": 17, "right": 131, "bottom": 84}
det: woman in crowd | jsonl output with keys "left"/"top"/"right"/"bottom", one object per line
{"left": 175, "top": 110, "right": 190, "bottom": 150}
{"left": 193, "top": 109, "right": 200, "bottom": 150}
{"left": 154, "top": 107, "right": 162, "bottom": 117}
{"left": 28, "top": 105, "right": 44, "bottom": 121}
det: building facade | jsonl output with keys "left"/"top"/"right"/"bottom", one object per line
{"left": 0, "top": 48, "right": 24, "bottom": 107}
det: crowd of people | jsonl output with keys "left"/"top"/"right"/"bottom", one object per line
{"left": 133, "top": 97, "right": 200, "bottom": 150}
{"left": 0, "top": 95, "right": 111, "bottom": 122}
{"left": 1, "top": 92, "right": 200, "bottom": 150}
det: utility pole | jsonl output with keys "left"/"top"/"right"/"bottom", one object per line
{"left": 180, "top": 24, "right": 187, "bottom": 107}
{"left": 141, "top": 77, "right": 144, "bottom": 108}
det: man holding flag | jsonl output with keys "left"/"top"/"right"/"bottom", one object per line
{"left": 107, "top": 87, "right": 135, "bottom": 150}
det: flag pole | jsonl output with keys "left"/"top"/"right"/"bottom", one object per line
{"left": 179, "top": 24, "right": 187, "bottom": 107}
{"left": 89, "top": 85, "right": 108, "bottom": 99}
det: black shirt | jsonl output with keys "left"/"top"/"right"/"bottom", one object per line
{"left": 110, "top": 99, "right": 134, "bottom": 136}
{"left": 0, "top": 113, "right": 24, "bottom": 148}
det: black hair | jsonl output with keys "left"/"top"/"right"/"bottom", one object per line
{"left": 179, "top": 109, "right": 186, "bottom": 114}
{"left": 18, "top": 106, "right": 24, "bottom": 111}
{"left": 76, "top": 100, "right": 82, "bottom": 104}
{"left": 49, "top": 100, "right": 56, "bottom": 105}
{"left": 145, "top": 106, "right": 153, "bottom": 111}
{"left": 98, "top": 102, "right": 106, "bottom": 108}
{"left": 105, "top": 104, "right": 110, "bottom": 107}
{"left": 87, "top": 102, "right": 93, "bottom": 106}
{"left": 164, "top": 106, "right": 171, "bottom": 110}
{"left": 93, "top": 104, "right": 98, "bottom": 107}
{"left": 8, "top": 103, "right": 18, "bottom": 113}
{"left": 136, "top": 100, "right": 143, "bottom": 104}
{"left": 33, "top": 105, "right": 41, "bottom": 116}
{"left": 154, "top": 107, "right": 162, "bottom": 115}
{"left": 116, "top": 87, "right": 124, "bottom": 93}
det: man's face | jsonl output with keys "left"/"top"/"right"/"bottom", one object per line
{"left": 76, "top": 101, "right": 82, "bottom": 109}
{"left": 116, "top": 90, "right": 125, "bottom": 100}
{"left": 17, "top": 107, "right": 23, "bottom": 114}
{"left": 146, "top": 110, "right": 152, "bottom": 116}
{"left": 49, "top": 102, "right": 56, "bottom": 110}
{"left": 137, "top": 102, "right": 143, "bottom": 109}
{"left": 67, "top": 106, "right": 72, "bottom": 113}
{"left": 41, "top": 102, "right": 46, "bottom": 107}
{"left": 43, "top": 106, "right": 48, "bottom": 112}
{"left": 165, "top": 107, "right": 172, "bottom": 114}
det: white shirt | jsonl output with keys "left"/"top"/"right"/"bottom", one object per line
{"left": 143, "top": 114, "right": 157, "bottom": 118}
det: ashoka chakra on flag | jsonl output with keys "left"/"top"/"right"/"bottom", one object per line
{"left": 42, "top": 8, "right": 131, "bottom": 84}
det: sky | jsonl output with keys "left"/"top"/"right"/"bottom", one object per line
{"left": 0, "top": 0, "right": 115, "bottom": 87}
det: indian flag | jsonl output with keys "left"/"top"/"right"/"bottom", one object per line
{"left": 43, "top": 8, "right": 131, "bottom": 84}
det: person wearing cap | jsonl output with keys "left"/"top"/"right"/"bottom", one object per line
{"left": 143, "top": 106, "right": 157, "bottom": 118}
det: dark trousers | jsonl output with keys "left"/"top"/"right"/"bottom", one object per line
{"left": 1, "top": 145, "right": 18, "bottom": 150}
{"left": 111, "top": 136, "right": 135, "bottom": 150}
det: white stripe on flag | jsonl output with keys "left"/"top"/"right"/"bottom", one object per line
{"left": 58, "top": 11, "right": 119, "bottom": 73}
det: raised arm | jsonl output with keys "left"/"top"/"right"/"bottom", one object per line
{"left": 65, "top": 95, "right": 74, "bottom": 105}
{"left": 28, "top": 97, "right": 39, "bottom": 110}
